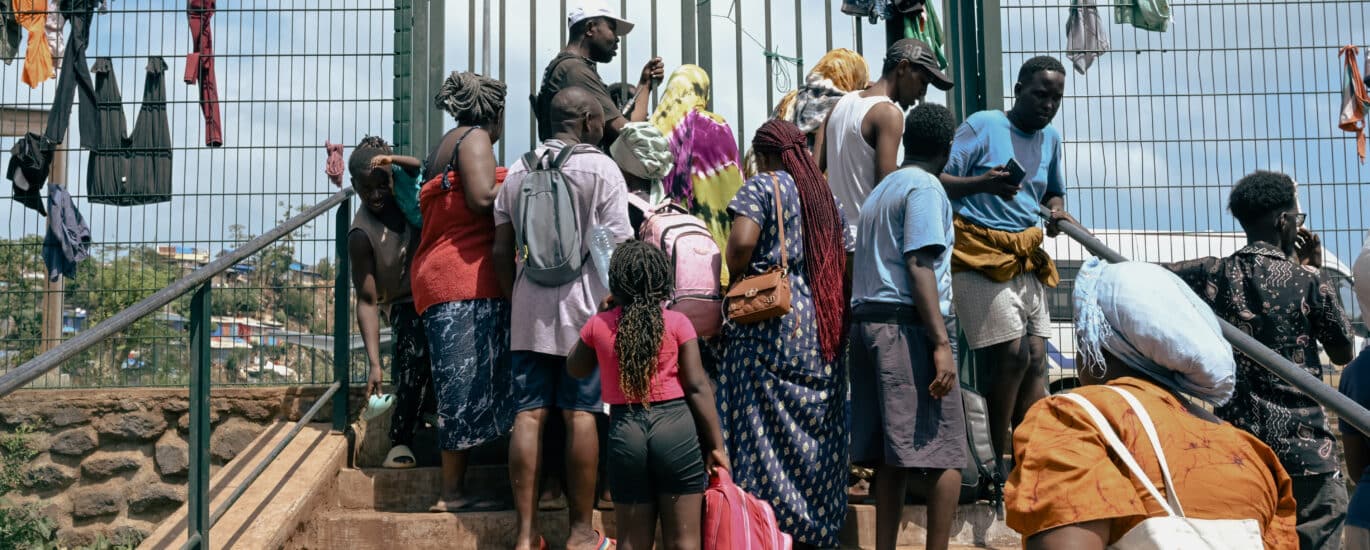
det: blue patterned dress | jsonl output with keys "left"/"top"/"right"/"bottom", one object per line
{"left": 719, "top": 171, "right": 849, "bottom": 548}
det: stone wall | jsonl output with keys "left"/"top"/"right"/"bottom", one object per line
{"left": 0, "top": 387, "right": 337, "bottom": 548}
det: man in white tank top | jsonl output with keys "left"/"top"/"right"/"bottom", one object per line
{"left": 822, "top": 38, "right": 952, "bottom": 237}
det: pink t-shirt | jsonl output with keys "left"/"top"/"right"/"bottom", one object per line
{"left": 580, "top": 307, "right": 697, "bottom": 405}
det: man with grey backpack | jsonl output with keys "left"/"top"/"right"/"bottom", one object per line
{"left": 494, "top": 86, "right": 632, "bottom": 550}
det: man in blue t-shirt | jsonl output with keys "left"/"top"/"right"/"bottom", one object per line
{"left": 939, "top": 56, "right": 1079, "bottom": 465}
{"left": 1337, "top": 235, "right": 1370, "bottom": 548}
{"left": 850, "top": 103, "right": 967, "bottom": 550}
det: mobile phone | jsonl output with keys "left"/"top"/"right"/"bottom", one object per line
{"left": 1004, "top": 158, "right": 1026, "bottom": 185}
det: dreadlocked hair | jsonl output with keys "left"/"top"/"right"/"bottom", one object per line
{"left": 347, "top": 136, "right": 394, "bottom": 180}
{"left": 752, "top": 120, "right": 848, "bottom": 362}
{"left": 608, "top": 240, "right": 675, "bottom": 405}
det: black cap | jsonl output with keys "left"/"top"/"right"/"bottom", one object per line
{"left": 886, "top": 38, "right": 954, "bottom": 91}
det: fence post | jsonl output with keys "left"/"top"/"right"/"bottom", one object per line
{"left": 333, "top": 197, "right": 352, "bottom": 432}
{"left": 187, "top": 283, "right": 212, "bottom": 549}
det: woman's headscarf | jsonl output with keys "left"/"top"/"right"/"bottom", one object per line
{"left": 746, "top": 49, "right": 871, "bottom": 178}
{"left": 772, "top": 48, "right": 871, "bottom": 134}
{"left": 753, "top": 120, "right": 848, "bottom": 362}
{"left": 1073, "top": 258, "right": 1237, "bottom": 405}
{"left": 610, "top": 122, "right": 674, "bottom": 201}
{"left": 648, "top": 65, "right": 744, "bottom": 275}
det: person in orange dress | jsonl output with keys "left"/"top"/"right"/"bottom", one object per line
{"left": 1006, "top": 259, "right": 1298, "bottom": 549}
{"left": 15, "top": 0, "right": 53, "bottom": 88}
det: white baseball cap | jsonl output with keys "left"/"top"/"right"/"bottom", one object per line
{"left": 567, "top": 0, "right": 635, "bottom": 36}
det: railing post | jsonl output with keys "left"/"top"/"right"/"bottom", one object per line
{"left": 333, "top": 197, "right": 352, "bottom": 432}
{"left": 187, "top": 283, "right": 212, "bottom": 549}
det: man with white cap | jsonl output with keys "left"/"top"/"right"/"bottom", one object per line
{"left": 1336, "top": 233, "right": 1370, "bottom": 550}
{"left": 535, "top": 0, "right": 664, "bottom": 149}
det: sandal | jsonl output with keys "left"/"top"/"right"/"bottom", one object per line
{"left": 382, "top": 444, "right": 417, "bottom": 469}
{"left": 594, "top": 531, "right": 615, "bottom": 550}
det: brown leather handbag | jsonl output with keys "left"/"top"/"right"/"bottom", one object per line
{"left": 725, "top": 174, "right": 792, "bottom": 324}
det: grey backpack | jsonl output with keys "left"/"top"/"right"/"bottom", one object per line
{"left": 514, "top": 145, "right": 588, "bottom": 286}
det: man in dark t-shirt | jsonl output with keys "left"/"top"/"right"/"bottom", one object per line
{"left": 535, "top": 1, "right": 664, "bottom": 148}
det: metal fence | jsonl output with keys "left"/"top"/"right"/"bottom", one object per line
{"left": 1, "top": 1, "right": 393, "bottom": 387}
{"left": 997, "top": 0, "right": 1370, "bottom": 388}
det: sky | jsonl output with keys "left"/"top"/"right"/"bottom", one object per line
{"left": 1, "top": 0, "right": 1367, "bottom": 315}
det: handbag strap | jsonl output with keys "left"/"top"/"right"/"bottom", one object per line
{"left": 1101, "top": 385, "right": 1186, "bottom": 516}
{"left": 769, "top": 173, "right": 788, "bottom": 273}
{"left": 1058, "top": 391, "right": 1182, "bottom": 518}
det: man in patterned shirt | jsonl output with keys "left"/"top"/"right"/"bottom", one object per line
{"left": 1167, "top": 170, "right": 1356, "bottom": 550}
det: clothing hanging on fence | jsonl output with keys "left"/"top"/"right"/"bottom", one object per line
{"left": 0, "top": 1, "right": 22, "bottom": 65}
{"left": 902, "top": 2, "right": 946, "bottom": 69}
{"left": 87, "top": 57, "right": 173, "bottom": 205}
{"left": 42, "top": 183, "right": 91, "bottom": 282}
{"left": 1115, "top": 0, "right": 1171, "bottom": 33}
{"left": 16, "top": 0, "right": 53, "bottom": 87}
{"left": 43, "top": 6, "right": 61, "bottom": 70}
{"left": 324, "top": 141, "right": 344, "bottom": 187}
{"left": 42, "top": 0, "right": 98, "bottom": 150}
{"left": 1066, "top": 0, "right": 1110, "bottom": 75}
{"left": 1340, "top": 45, "right": 1369, "bottom": 164}
{"left": 7, "top": 132, "right": 50, "bottom": 215}
{"left": 186, "top": 0, "right": 222, "bottom": 147}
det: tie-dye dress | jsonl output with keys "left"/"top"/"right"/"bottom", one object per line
{"left": 718, "top": 171, "right": 849, "bottom": 548}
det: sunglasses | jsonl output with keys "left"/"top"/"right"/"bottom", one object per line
{"left": 1284, "top": 211, "right": 1307, "bottom": 227}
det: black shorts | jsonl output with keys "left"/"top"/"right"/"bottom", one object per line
{"left": 607, "top": 398, "right": 707, "bottom": 503}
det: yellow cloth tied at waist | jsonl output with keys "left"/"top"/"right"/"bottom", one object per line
{"left": 951, "top": 215, "right": 1059, "bottom": 288}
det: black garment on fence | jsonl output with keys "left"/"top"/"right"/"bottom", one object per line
{"left": 42, "top": 182, "right": 91, "bottom": 282}
{"left": 42, "top": 0, "right": 99, "bottom": 149}
{"left": 7, "top": 132, "right": 51, "bottom": 216}
{"left": 87, "top": 56, "right": 172, "bottom": 205}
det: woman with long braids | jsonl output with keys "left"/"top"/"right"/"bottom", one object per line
{"left": 567, "top": 241, "right": 729, "bottom": 550}
{"left": 409, "top": 71, "right": 513, "bottom": 512}
{"left": 719, "top": 119, "right": 851, "bottom": 548}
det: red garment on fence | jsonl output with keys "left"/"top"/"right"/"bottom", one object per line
{"left": 186, "top": 0, "right": 222, "bottom": 147}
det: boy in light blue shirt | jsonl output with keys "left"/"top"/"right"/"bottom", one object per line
{"left": 849, "top": 103, "right": 966, "bottom": 550}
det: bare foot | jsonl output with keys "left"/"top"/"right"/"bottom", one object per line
{"left": 565, "top": 526, "right": 604, "bottom": 550}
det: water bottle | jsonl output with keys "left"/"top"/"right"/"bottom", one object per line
{"left": 588, "top": 225, "right": 616, "bottom": 289}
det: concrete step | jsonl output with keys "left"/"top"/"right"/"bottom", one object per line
{"left": 322, "top": 467, "right": 1018, "bottom": 548}
{"left": 289, "top": 509, "right": 1006, "bottom": 549}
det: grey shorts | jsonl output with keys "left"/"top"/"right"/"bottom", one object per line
{"left": 951, "top": 270, "right": 1052, "bottom": 350}
{"left": 848, "top": 303, "right": 968, "bottom": 470}
{"left": 607, "top": 399, "right": 707, "bottom": 503}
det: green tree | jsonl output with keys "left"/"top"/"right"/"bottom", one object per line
{"left": 0, "top": 237, "right": 48, "bottom": 366}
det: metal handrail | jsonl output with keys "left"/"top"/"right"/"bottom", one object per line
{"left": 0, "top": 187, "right": 356, "bottom": 395}
{"left": 1041, "top": 206, "right": 1370, "bottom": 434}
{"left": 0, "top": 188, "right": 355, "bottom": 550}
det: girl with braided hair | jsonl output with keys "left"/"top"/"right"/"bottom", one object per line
{"left": 719, "top": 119, "right": 851, "bottom": 548}
{"left": 409, "top": 70, "right": 513, "bottom": 513}
{"left": 568, "top": 240, "right": 729, "bottom": 550}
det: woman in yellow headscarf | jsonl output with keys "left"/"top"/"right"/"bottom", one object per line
{"left": 744, "top": 48, "right": 871, "bottom": 176}
{"left": 650, "top": 65, "right": 744, "bottom": 276}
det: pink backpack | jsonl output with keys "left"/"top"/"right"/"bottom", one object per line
{"left": 628, "top": 196, "right": 723, "bottom": 339}
{"left": 703, "top": 469, "right": 792, "bottom": 550}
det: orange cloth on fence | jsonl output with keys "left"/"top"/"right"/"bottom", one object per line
{"left": 1006, "top": 377, "right": 1298, "bottom": 549}
{"left": 950, "top": 215, "right": 1059, "bottom": 287}
{"left": 15, "top": 0, "right": 53, "bottom": 88}
{"left": 1340, "top": 45, "right": 1369, "bottom": 163}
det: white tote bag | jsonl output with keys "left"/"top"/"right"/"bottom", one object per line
{"left": 1060, "top": 387, "right": 1264, "bottom": 550}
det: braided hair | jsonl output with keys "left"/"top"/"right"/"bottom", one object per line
{"left": 347, "top": 136, "right": 394, "bottom": 180}
{"left": 434, "top": 71, "right": 507, "bottom": 126}
{"left": 752, "top": 119, "right": 848, "bottom": 362}
{"left": 608, "top": 240, "right": 675, "bottom": 404}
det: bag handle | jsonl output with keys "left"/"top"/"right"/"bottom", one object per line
{"left": 769, "top": 173, "right": 788, "bottom": 273}
{"left": 439, "top": 126, "right": 481, "bottom": 191}
{"left": 1058, "top": 391, "right": 1181, "bottom": 518}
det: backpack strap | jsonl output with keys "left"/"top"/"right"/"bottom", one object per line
{"left": 1101, "top": 385, "right": 1185, "bottom": 515}
{"left": 438, "top": 126, "right": 481, "bottom": 191}
{"left": 550, "top": 142, "right": 582, "bottom": 169}
{"left": 1057, "top": 391, "right": 1181, "bottom": 518}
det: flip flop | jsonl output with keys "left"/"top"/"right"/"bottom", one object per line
{"left": 539, "top": 536, "right": 549, "bottom": 550}
{"left": 382, "top": 444, "right": 417, "bottom": 469}
{"left": 594, "top": 531, "right": 615, "bottom": 550}
{"left": 428, "top": 495, "right": 507, "bottom": 513}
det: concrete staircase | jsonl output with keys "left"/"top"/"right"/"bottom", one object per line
{"left": 285, "top": 465, "right": 1019, "bottom": 549}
